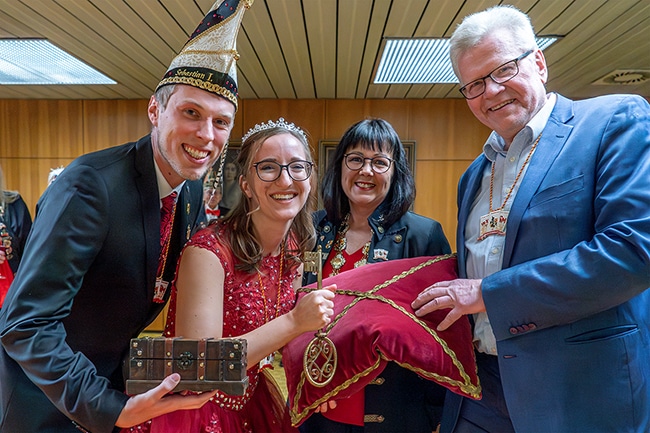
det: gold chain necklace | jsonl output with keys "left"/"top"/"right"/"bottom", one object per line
{"left": 488, "top": 132, "right": 542, "bottom": 213}
{"left": 478, "top": 132, "right": 542, "bottom": 241}
{"left": 256, "top": 241, "right": 285, "bottom": 323}
{"left": 256, "top": 241, "right": 285, "bottom": 371}
{"left": 153, "top": 198, "right": 177, "bottom": 303}
{"left": 329, "top": 215, "right": 371, "bottom": 276}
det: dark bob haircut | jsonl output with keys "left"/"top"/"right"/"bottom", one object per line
{"left": 321, "top": 118, "right": 415, "bottom": 227}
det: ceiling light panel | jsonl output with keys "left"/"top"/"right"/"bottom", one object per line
{"left": 0, "top": 39, "right": 116, "bottom": 85}
{"left": 374, "top": 37, "right": 559, "bottom": 85}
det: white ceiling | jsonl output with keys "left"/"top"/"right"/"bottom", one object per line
{"left": 0, "top": 0, "right": 648, "bottom": 100}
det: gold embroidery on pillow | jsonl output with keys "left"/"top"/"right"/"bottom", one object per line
{"left": 290, "top": 254, "right": 481, "bottom": 426}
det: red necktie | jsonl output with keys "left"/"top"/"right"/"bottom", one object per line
{"left": 158, "top": 192, "right": 177, "bottom": 276}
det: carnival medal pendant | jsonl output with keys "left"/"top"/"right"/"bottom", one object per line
{"left": 153, "top": 278, "right": 169, "bottom": 303}
{"left": 330, "top": 253, "right": 345, "bottom": 271}
{"left": 259, "top": 352, "right": 274, "bottom": 372}
{"left": 478, "top": 209, "right": 508, "bottom": 241}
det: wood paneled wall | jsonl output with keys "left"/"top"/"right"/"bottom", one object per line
{"left": 0, "top": 98, "right": 490, "bottom": 249}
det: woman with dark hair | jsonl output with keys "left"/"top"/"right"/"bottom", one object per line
{"left": 126, "top": 119, "right": 335, "bottom": 433}
{"left": 300, "top": 118, "right": 451, "bottom": 432}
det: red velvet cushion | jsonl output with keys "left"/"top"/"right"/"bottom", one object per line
{"left": 283, "top": 254, "right": 481, "bottom": 426}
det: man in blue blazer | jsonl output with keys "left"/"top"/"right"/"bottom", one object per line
{"left": 412, "top": 5, "right": 650, "bottom": 432}
{"left": 0, "top": 1, "right": 251, "bottom": 431}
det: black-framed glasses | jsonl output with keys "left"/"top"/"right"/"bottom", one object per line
{"left": 343, "top": 153, "right": 393, "bottom": 174}
{"left": 253, "top": 160, "right": 314, "bottom": 182}
{"left": 459, "top": 50, "right": 534, "bottom": 100}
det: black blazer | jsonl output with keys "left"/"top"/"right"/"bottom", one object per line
{"left": 0, "top": 136, "right": 206, "bottom": 433}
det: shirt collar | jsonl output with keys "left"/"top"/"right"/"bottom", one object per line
{"left": 153, "top": 157, "right": 184, "bottom": 200}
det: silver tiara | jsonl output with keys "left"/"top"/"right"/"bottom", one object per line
{"left": 241, "top": 117, "right": 307, "bottom": 144}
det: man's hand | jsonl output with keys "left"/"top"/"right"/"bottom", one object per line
{"left": 0, "top": 249, "right": 6, "bottom": 265}
{"left": 115, "top": 373, "right": 217, "bottom": 428}
{"left": 411, "top": 278, "right": 486, "bottom": 331}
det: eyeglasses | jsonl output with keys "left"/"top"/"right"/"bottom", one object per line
{"left": 343, "top": 153, "right": 393, "bottom": 174}
{"left": 459, "top": 50, "right": 534, "bottom": 100}
{"left": 253, "top": 160, "right": 314, "bottom": 182}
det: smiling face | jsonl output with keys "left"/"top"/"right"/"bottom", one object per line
{"left": 341, "top": 143, "right": 394, "bottom": 214}
{"left": 148, "top": 84, "right": 235, "bottom": 187}
{"left": 458, "top": 30, "right": 548, "bottom": 145}
{"left": 240, "top": 132, "right": 312, "bottom": 227}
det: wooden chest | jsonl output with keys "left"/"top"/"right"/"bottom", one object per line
{"left": 125, "top": 337, "right": 248, "bottom": 395}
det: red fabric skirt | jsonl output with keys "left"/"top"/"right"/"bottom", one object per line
{"left": 123, "top": 370, "right": 296, "bottom": 433}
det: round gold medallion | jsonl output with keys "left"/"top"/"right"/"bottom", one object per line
{"left": 330, "top": 253, "right": 345, "bottom": 271}
{"left": 303, "top": 333, "right": 338, "bottom": 387}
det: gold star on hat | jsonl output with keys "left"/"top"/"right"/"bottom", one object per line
{"left": 156, "top": 0, "right": 253, "bottom": 110}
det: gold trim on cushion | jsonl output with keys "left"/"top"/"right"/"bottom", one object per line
{"left": 290, "top": 357, "right": 383, "bottom": 425}
{"left": 289, "top": 254, "right": 481, "bottom": 426}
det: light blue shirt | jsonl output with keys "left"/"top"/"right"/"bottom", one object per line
{"left": 465, "top": 93, "right": 557, "bottom": 355}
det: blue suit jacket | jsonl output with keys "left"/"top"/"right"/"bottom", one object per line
{"left": 0, "top": 136, "right": 206, "bottom": 433}
{"left": 444, "top": 94, "right": 650, "bottom": 432}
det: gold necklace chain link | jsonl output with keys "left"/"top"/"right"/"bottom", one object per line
{"left": 256, "top": 241, "right": 285, "bottom": 323}
{"left": 488, "top": 132, "right": 542, "bottom": 212}
{"left": 329, "top": 214, "right": 371, "bottom": 276}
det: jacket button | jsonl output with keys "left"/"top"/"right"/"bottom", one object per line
{"left": 377, "top": 226, "right": 384, "bottom": 234}
{"left": 394, "top": 234, "right": 403, "bottom": 243}
{"left": 509, "top": 327, "right": 518, "bottom": 335}
{"left": 323, "top": 226, "right": 331, "bottom": 233}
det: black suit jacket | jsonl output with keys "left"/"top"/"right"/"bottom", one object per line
{"left": 0, "top": 136, "right": 206, "bottom": 433}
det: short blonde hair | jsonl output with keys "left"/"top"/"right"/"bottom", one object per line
{"left": 48, "top": 166, "right": 65, "bottom": 186}
{"left": 450, "top": 5, "right": 538, "bottom": 79}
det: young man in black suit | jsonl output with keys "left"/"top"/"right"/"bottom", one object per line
{"left": 0, "top": 1, "right": 252, "bottom": 431}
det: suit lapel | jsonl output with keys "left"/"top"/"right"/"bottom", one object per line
{"left": 457, "top": 156, "right": 490, "bottom": 277}
{"left": 502, "top": 96, "right": 575, "bottom": 265}
{"left": 133, "top": 136, "right": 160, "bottom": 302}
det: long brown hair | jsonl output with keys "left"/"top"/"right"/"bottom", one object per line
{"left": 224, "top": 124, "right": 316, "bottom": 273}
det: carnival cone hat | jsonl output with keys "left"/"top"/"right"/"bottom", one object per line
{"left": 156, "top": 0, "right": 253, "bottom": 110}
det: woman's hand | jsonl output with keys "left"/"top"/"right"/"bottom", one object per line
{"left": 290, "top": 284, "right": 336, "bottom": 333}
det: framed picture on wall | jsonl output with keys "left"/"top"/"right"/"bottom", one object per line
{"left": 205, "top": 141, "right": 242, "bottom": 216}
{"left": 317, "top": 139, "right": 416, "bottom": 181}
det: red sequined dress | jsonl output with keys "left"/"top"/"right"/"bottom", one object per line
{"left": 125, "top": 222, "right": 299, "bottom": 433}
